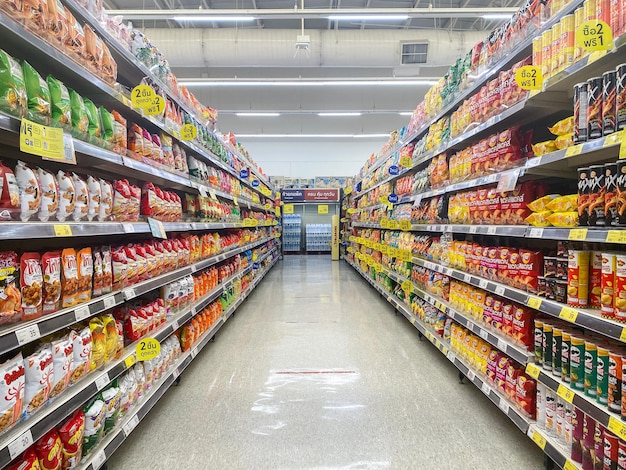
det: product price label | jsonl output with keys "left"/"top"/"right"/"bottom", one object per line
{"left": 208, "top": 189, "right": 218, "bottom": 201}
{"left": 496, "top": 168, "right": 521, "bottom": 193}
{"left": 380, "top": 219, "right": 389, "bottom": 228}
{"left": 233, "top": 197, "right": 239, "bottom": 206}
{"left": 568, "top": 228, "right": 588, "bottom": 241}
{"left": 481, "top": 382, "right": 491, "bottom": 395}
{"left": 344, "top": 187, "right": 353, "bottom": 195}
{"left": 123, "top": 288, "right": 136, "bottom": 301}
{"left": 528, "top": 228, "right": 544, "bottom": 238}
{"left": 463, "top": 273, "right": 471, "bottom": 283}
{"left": 122, "top": 414, "right": 140, "bottom": 438}
{"left": 608, "top": 416, "right": 626, "bottom": 440}
{"left": 557, "top": 384, "right": 576, "bottom": 403}
{"left": 620, "top": 131, "right": 626, "bottom": 160}
{"left": 318, "top": 205, "right": 329, "bottom": 215}
{"left": 525, "top": 363, "right": 541, "bottom": 379}
{"left": 53, "top": 224, "right": 72, "bottom": 237}
{"left": 401, "top": 280, "right": 412, "bottom": 292}
{"left": 400, "top": 220, "right": 411, "bottom": 231}
{"left": 469, "top": 226, "right": 478, "bottom": 234}
{"left": 275, "top": 207, "right": 281, "bottom": 216}
{"left": 410, "top": 316, "right": 416, "bottom": 325}
{"left": 179, "top": 123, "right": 197, "bottom": 141}
{"left": 147, "top": 217, "right": 167, "bottom": 239}
{"left": 479, "top": 330, "right": 489, "bottom": 341}
{"left": 527, "top": 296, "right": 542, "bottom": 310}
{"left": 15, "top": 324, "right": 41, "bottom": 346}
{"left": 347, "top": 208, "right": 356, "bottom": 214}
{"left": 479, "top": 279, "right": 488, "bottom": 289}
{"left": 499, "top": 400, "right": 510, "bottom": 415}
{"left": 466, "top": 370, "right": 476, "bottom": 381}
{"left": 447, "top": 351, "right": 456, "bottom": 362}
{"left": 606, "top": 230, "right": 626, "bottom": 244}
{"left": 144, "top": 95, "right": 165, "bottom": 116}
{"left": 389, "top": 220, "right": 400, "bottom": 230}
{"left": 8, "top": 430, "right": 33, "bottom": 460}
{"left": 514, "top": 66, "right": 543, "bottom": 90}
{"left": 565, "top": 144, "right": 584, "bottom": 157}
{"left": 559, "top": 307, "right": 578, "bottom": 323}
{"left": 486, "top": 226, "right": 497, "bottom": 235}
{"left": 103, "top": 296, "right": 116, "bottom": 310}
{"left": 495, "top": 285, "right": 505, "bottom": 296}
{"left": 95, "top": 372, "right": 110, "bottom": 391}
{"left": 497, "top": 339, "right": 507, "bottom": 351}
{"left": 124, "top": 354, "right": 136, "bottom": 369}
{"left": 388, "top": 165, "right": 400, "bottom": 176}
{"left": 620, "top": 327, "right": 626, "bottom": 342}
{"left": 563, "top": 460, "right": 578, "bottom": 470}
{"left": 399, "top": 156, "right": 412, "bottom": 168}
{"left": 131, "top": 84, "right": 156, "bottom": 108}
{"left": 576, "top": 20, "right": 613, "bottom": 51}
{"left": 91, "top": 450, "right": 107, "bottom": 470}
{"left": 400, "top": 250, "right": 411, "bottom": 262}
{"left": 136, "top": 338, "right": 161, "bottom": 361}
{"left": 283, "top": 204, "right": 294, "bottom": 214}
{"left": 20, "top": 118, "right": 67, "bottom": 162}
{"left": 74, "top": 305, "right": 91, "bottom": 322}
{"left": 531, "top": 430, "right": 547, "bottom": 450}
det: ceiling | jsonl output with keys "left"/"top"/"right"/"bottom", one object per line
{"left": 105, "top": 0, "right": 521, "bottom": 174}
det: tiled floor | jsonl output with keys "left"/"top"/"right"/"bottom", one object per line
{"left": 108, "top": 256, "right": 544, "bottom": 469}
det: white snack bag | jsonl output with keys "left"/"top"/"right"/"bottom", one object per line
{"left": 98, "top": 179, "right": 113, "bottom": 221}
{"left": 49, "top": 335, "right": 74, "bottom": 399}
{"left": 15, "top": 160, "right": 41, "bottom": 222}
{"left": 56, "top": 171, "right": 75, "bottom": 222}
{"left": 72, "top": 173, "right": 88, "bottom": 221}
{"left": 37, "top": 167, "right": 59, "bottom": 222}
{"left": 70, "top": 327, "right": 92, "bottom": 384}
{"left": 86, "top": 175, "right": 101, "bottom": 222}
{"left": 24, "top": 346, "right": 53, "bottom": 416}
{"left": 0, "top": 353, "right": 25, "bottom": 434}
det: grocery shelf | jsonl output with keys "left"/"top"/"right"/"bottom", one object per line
{"left": 347, "top": 259, "right": 531, "bottom": 433}
{"left": 410, "top": 257, "right": 626, "bottom": 345}
{"left": 526, "top": 362, "right": 626, "bottom": 443}
{"left": 75, "top": 256, "right": 279, "bottom": 470}
{"left": 0, "top": 237, "right": 274, "bottom": 357}
{"left": 527, "top": 425, "right": 581, "bottom": 470}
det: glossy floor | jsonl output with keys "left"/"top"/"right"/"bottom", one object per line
{"left": 108, "top": 256, "right": 545, "bottom": 470}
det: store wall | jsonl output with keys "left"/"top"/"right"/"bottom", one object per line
{"left": 240, "top": 139, "right": 387, "bottom": 177}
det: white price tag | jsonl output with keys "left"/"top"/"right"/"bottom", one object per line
{"left": 497, "top": 339, "right": 507, "bottom": 351}
{"left": 496, "top": 168, "right": 521, "bottom": 193}
{"left": 91, "top": 450, "right": 107, "bottom": 470}
{"left": 198, "top": 185, "right": 208, "bottom": 197}
{"left": 171, "top": 319, "right": 179, "bottom": 331}
{"left": 467, "top": 370, "right": 476, "bottom": 381}
{"left": 16, "top": 324, "right": 41, "bottom": 346}
{"left": 528, "top": 228, "right": 544, "bottom": 238}
{"left": 122, "top": 414, "right": 140, "bottom": 437}
{"left": 467, "top": 321, "right": 475, "bottom": 331}
{"left": 74, "top": 305, "right": 91, "bottom": 321}
{"left": 463, "top": 273, "right": 471, "bottom": 283}
{"left": 499, "top": 400, "right": 511, "bottom": 415}
{"left": 8, "top": 430, "right": 33, "bottom": 460}
{"left": 487, "top": 226, "right": 497, "bottom": 235}
{"left": 444, "top": 268, "right": 452, "bottom": 276}
{"left": 173, "top": 368, "right": 180, "bottom": 379}
{"left": 495, "top": 286, "right": 505, "bottom": 296}
{"left": 103, "top": 296, "right": 116, "bottom": 310}
{"left": 487, "top": 174, "right": 498, "bottom": 183}
{"left": 479, "top": 330, "right": 489, "bottom": 340}
{"left": 123, "top": 288, "right": 136, "bottom": 300}
{"left": 122, "top": 223, "right": 135, "bottom": 233}
{"left": 413, "top": 195, "right": 423, "bottom": 207}
{"left": 479, "top": 279, "right": 488, "bottom": 289}
{"left": 191, "top": 347, "right": 198, "bottom": 358}
{"left": 526, "top": 157, "right": 542, "bottom": 168}
{"left": 469, "top": 226, "right": 478, "bottom": 234}
{"left": 481, "top": 382, "right": 491, "bottom": 395}
{"left": 95, "top": 372, "right": 110, "bottom": 391}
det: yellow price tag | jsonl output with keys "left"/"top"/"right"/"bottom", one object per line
{"left": 144, "top": 95, "right": 165, "bottom": 116}
{"left": 252, "top": 253, "right": 258, "bottom": 262}
{"left": 605, "top": 131, "right": 623, "bottom": 148}
{"left": 606, "top": 230, "right": 626, "bottom": 244}
{"left": 136, "top": 338, "right": 161, "bottom": 361}
{"left": 608, "top": 416, "right": 626, "bottom": 440}
{"left": 318, "top": 205, "right": 329, "bottom": 215}
{"left": 264, "top": 203, "right": 271, "bottom": 210}
{"left": 410, "top": 317, "right": 416, "bottom": 325}
{"left": 576, "top": 20, "right": 613, "bottom": 51}
{"left": 344, "top": 187, "right": 353, "bottom": 195}
{"left": 233, "top": 197, "right": 239, "bottom": 206}
{"left": 399, "top": 156, "right": 412, "bottom": 168}
{"left": 525, "top": 363, "right": 541, "bottom": 379}
{"left": 389, "top": 220, "right": 400, "bottom": 230}
{"left": 563, "top": 460, "right": 578, "bottom": 470}
{"left": 620, "top": 327, "right": 626, "bottom": 342}
{"left": 20, "top": 118, "right": 66, "bottom": 162}
{"left": 179, "top": 123, "right": 197, "bottom": 141}
{"left": 275, "top": 207, "right": 281, "bottom": 216}
{"left": 531, "top": 430, "right": 547, "bottom": 450}
{"left": 557, "top": 384, "right": 575, "bottom": 403}
{"left": 347, "top": 208, "right": 356, "bottom": 214}
{"left": 347, "top": 247, "right": 355, "bottom": 254}
{"left": 568, "top": 228, "right": 588, "bottom": 241}
{"left": 283, "top": 204, "right": 294, "bottom": 214}
{"left": 565, "top": 145, "right": 583, "bottom": 157}
{"left": 381, "top": 245, "right": 388, "bottom": 255}
{"left": 124, "top": 354, "right": 136, "bottom": 369}
{"left": 380, "top": 219, "right": 389, "bottom": 228}
{"left": 620, "top": 130, "right": 626, "bottom": 160}
{"left": 400, "top": 220, "right": 411, "bottom": 231}
{"left": 401, "top": 280, "right": 412, "bottom": 292}
{"left": 53, "top": 224, "right": 73, "bottom": 237}
{"left": 131, "top": 84, "right": 156, "bottom": 108}
{"left": 559, "top": 307, "right": 579, "bottom": 323}
{"left": 588, "top": 50, "right": 608, "bottom": 63}
{"left": 514, "top": 65, "right": 543, "bottom": 90}
{"left": 401, "top": 250, "right": 411, "bottom": 262}
{"left": 527, "top": 296, "right": 542, "bottom": 310}
{"left": 390, "top": 248, "right": 399, "bottom": 258}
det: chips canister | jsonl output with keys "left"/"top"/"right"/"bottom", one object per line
{"left": 588, "top": 76, "right": 603, "bottom": 140}
{"left": 618, "top": 64, "right": 626, "bottom": 132}
{"left": 597, "top": 345, "right": 610, "bottom": 405}
{"left": 618, "top": 439, "right": 626, "bottom": 470}
{"left": 536, "top": 382, "right": 547, "bottom": 427}
{"left": 615, "top": 254, "right": 626, "bottom": 321}
{"left": 562, "top": 331, "right": 572, "bottom": 382}
{"left": 532, "top": 36, "right": 542, "bottom": 68}
{"left": 569, "top": 250, "right": 590, "bottom": 307}
{"left": 609, "top": 351, "right": 623, "bottom": 414}
{"left": 606, "top": 163, "right": 618, "bottom": 227}
{"left": 595, "top": 423, "right": 605, "bottom": 470}
{"left": 575, "top": 83, "right": 589, "bottom": 144}
{"left": 561, "top": 14, "right": 575, "bottom": 69}
{"left": 605, "top": 431, "right": 619, "bottom": 470}
{"left": 583, "top": 413, "right": 597, "bottom": 469}
{"left": 543, "top": 322, "right": 554, "bottom": 371}
{"left": 574, "top": 6, "right": 585, "bottom": 63}
{"left": 535, "top": 319, "right": 544, "bottom": 365}
{"left": 603, "top": 70, "right": 617, "bottom": 136}
{"left": 589, "top": 165, "right": 606, "bottom": 226}
{"left": 573, "top": 406, "right": 584, "bottom": 463}
{"left": 546, "top": 386, "right": 557, "bottom": 435}
{"left": 542, "top": 29, "right": 553, "bottom": 79}
{"left": 553, "top": 326, "right": 563, "bottom": 377}
{"left": 571, "top": 335, "right": 587, "bottom": 391}
{"left": 557, "top": 398, "right": 566, "bottom": 442}
{"left": 591, "top": 252, "right": 603, "bottom": 308}
{"left": 579, "top": 167, "right": 591, "bottom": 225}
{"left": 551, "top": 23, "right": 562, "bottom": 74}
{"left": 617, "top": 160, "right": 626, "bottom": 226}
{"left": 585, "top": 339, "right": 598, "bottom": 397}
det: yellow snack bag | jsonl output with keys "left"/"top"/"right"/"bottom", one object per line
{"left": 89, "top": 317, "right": 106, "bottom": 371}
{"left": 527, "top": 194, "right": 560, "bottom": 212}
{"left": 546, "top": 194, "right": 578, "bottom": 212}
{"left": 532, "top": 140, "right": 558, "bottom": 157}
{"left": 555, "top": 133, "right": 574, "bottom": 150}
{"left": 547, "top": 211, "right": 578, "bottom": 227}
{"left": 525, "top": 211, "right": 553, "bottom": 226}
{"left": 548, "top": 116, "right": 574, "bottom": 136}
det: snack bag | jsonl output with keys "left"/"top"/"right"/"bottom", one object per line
{"left": 555, "top": 133, "right": 573, "bottom": 150}
{"left": 20, "top": 252, "right": 43, "bottom": 321}
{"left": 82, "top": 98, "right": 100, "bottom": 141}
{"left": 35, "top": 429, "right": 63, "bottom": 470}
{"left": 546, "top": 194, "right": 577, "bottom": 212}
{"left": 0, "top": 50, "right": 27, "bottom": 117}
{"left": 70, "top": 327, "right": 91, "bottom": 384}
{"left": 46, "top": 75, "right": 71, "bottom": 129}
{"left": 46, "top": 0, "right": 70, "bottom": 46}
{"left": 527, "top": 194, "right": 560, "bottom": 212}
{"left": 61, "top": 248, "right": 78, "bottom": 308}
{"left": 548, "top": 116, "right": 574, "bottom": 136}
{"left": 76, "top": 247, "right": 93, "bottom": 304}
{"left": 111, "top": 110, "right": 127, "bottom": 154}
{"left": 547, "top": 212, "right": 578, "bottom": 227}
{"left": 24, "top": 346, "right": 53, "bottom": 416}
{"left": 89, "top": 318, "right": 106, "bottom": 371}
{"left": 49, "top": 336, "right": 73, "bottom": 399}
{"left": 41, "top": 251, "right": 61, "bottom": 314}
{"left": 55, "top": 172, "right": 75, "bottom": 222}
{"left": 22, "top": 61, "right": 50, "bottom": 124}
{"left": 65, "top": 13, "right": 86, "bottom": 61}
{"left": 101, "top": 314, "right": 119, "bottom": 362}
{"left": 0, "top": 353, "right": 25, "bottom": 434}
{"left": 82, "top": 397, "right": 105, "bottom": 457}
{"left": 0, "top": 251, "right": 21, "bottom": 325}
{"left": 15, "top": 161, "right": 41, "bottom": 222}
{"left": 71, "top": 173, "right": 88, "bottom": 222}
{"left": 101, "top": 246, "right": 113, "bottom": 294}
{"left": 99, "top": 107, "right": 114, "bottom": 146}
{"left": 92, "top": 250, "right": 103, "bottom": 298}
{"left": 86, "top": 175, "right": 101, "bottom": 222}
{"left": 0, "top": 161, "right": 19, "bottom": 220}
{"left": 7, "top": 448, "right": 40, "bottom": 470}
{"left": 37, "top": 168, "right": 58, "bottom": 222}
{"left": 98, "top": 179, "right": 112, "bottom": 222}
{"left": 101, "top": 384, "right": 121, "bottom": 434}
{"left": 68, "top": 89, "right": 88, "bottom": 138}
{"left": 58, "top": 410, "right": 85, "bottom": 469}
{"left": 111, "top": 179, "right": 131, "bottom": 221}
{"left": 111, "top": 246, "right": 127, "bottom": 291}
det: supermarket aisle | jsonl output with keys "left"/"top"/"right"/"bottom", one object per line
{"left": 108, "top": 257, "right": 544, "bottom": 470}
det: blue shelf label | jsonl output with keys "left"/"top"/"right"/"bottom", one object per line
{"left": 388, "top": 193, "right": 399, "bottom": 204}
{"left": 253, "top": 262, "right": 260, "bottom": 270}
{"left": 252, "top": 179, "right": 260, "bottom": 187}
{"left": 240, "top": 169, "right": 249, "bottom": 179}
{"left": 389, "top": 165, "right": 400, "bottom": 176}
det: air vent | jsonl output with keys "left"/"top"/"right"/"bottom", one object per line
{"left": 401, "top": 43, "right": 428, "bottom": 64}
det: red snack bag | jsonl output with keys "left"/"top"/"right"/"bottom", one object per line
{"left": 497, "top": 127, "right": 523, "bottom": 172}
{"left": 495, "top": 355, "right": 510, "bottom": 393}
{"left": 0, "top": 251, "right": 21, "bottom": 325}
{"left": 512, "top": 304, "right": 534, "bottom": 349}
{"left": 58, "top": 410, "right": 85, "bottom": 470}
{"left": 0, "top": 161, "right": 20, "bottom": 221}
{"left": 124, "top": 245, "right": 139, "bottom": 285}
{"left": 7, "top": 448, "right": 41, "bottom": 470}
{"left": 111, "top": 246, "right": 128, "bottom": 291}
{"left": 501, "top": 301, "right": 515, "bottom": 337}
{"left": 42, "top": 251, "right": 61, "bottom": 314}
{"left": 128, "top": 184, "right": 141, "bottom": 222}
{"left": 35, "top": 429, "right": 62, "bottom": 470}
{"left": 505, "top": 362, "right": 522, "bottom": 400}
{"left": 76, "top": 247, "right": 93, "bottom": 304}
{"left": 515, "top": 374, "right": 536, "bottom": 418}
{"left": 21, "top": 252, "right": 43, "bottom": 320}
{"left": 517, "top": 249, "right": 543, "bottom": 293}
{"left": 486, "top": 350, "right": 500, "bottom": 384}
{"left": 61, "top": 248, "right": 78, "bottom": 308}
{"left": 92, "top": 249, "right": 103, "bottom": 298}
{"left": 101, "top": 246, "right": 112, "bottom": 294}
{"left": 111, "top": 180, "right": 130, "bottom": 222}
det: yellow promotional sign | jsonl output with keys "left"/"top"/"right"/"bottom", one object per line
{"left": 576, "top": 20, "right": 613, "bottom": 51}
{"left": 20, "top": 119, "right": 66, "bottom": 162}
{"left": 284, "top": 204, "right": 294, "bottom": 214}
{"left": 53, "top": 224, "right": 73, "bottom": 237}
{"left": 136, "top": 338, "right": 161, "bottom": 361}
{"left": 400, "top": 156, "right": 412, "bottom": 168}
{"left": 144, "top": 95, "right": 165, "bottom": 116}
{"left": 514, "top": 66, "right": 543, "bottom": 90}
{"left": 179, "top": 124, "right": 198, "bottom": 141}
{"left": 318, "top": 205, "right": 329, "bottom": 215}
{"left": 131, "top": 85, "right": 156, "bottom": 108}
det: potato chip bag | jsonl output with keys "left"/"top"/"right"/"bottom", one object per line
{"left": 527, "top": 194, "right": 560, "bottom": 212}
{"left": 0, "top": 50, "right": 26, "bottom": 117}
{"left": 525, "top": 211, "right": 553, "bottom": 226}
{"left": 22, "top": 61, "right": 50, "bottom": 124}
{"left": 46, "top": 75, "right": 70, "bottom": 129}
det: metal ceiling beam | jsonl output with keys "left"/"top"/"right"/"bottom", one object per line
{"left": 107, "top": 7, "right": 518, "bottom": 20}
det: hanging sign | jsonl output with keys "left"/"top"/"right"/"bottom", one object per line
{"left": 389, "top": 165, "right": 400, "bottom": 176}
{"left": 576, "top": 20, "right": 613, "bottom": 51}
{"left": 136, "top": 338, "right": 161, "bottom": 361}
{"left": 514, "top": 66, "right": 543, "bottom": 90}
{"left": 240, "top": 169, "right": 249, "bottom": 179}
{"left": 180, "top": 124, "right": 197, "bottom": 141}
{"left": 388, "top": 193, "right": 399, "bottom": 204}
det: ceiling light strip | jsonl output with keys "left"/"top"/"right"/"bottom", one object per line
{"left": 179, "top": 79, "right": 439, "bottom": 87}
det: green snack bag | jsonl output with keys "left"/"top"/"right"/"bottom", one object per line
{"left": 68, "top": 88, "right": 88, "bottom": 138}
{"left": 83, "top": 98, "right": 101, "bottom": 139}
{"left": 21, "top": 61, "right": 50, "bottom": 124}
{"left": 46, "top": 75, "right": 71, "bottom": 129}
{"left": 0, "top": 50, "right": 26, "bottom": 117}
{"left": 82, "top": 395, "right": 106, "bottom": 456}
{"left": 99, "top": 106, "right": 114, "bottom": 144}
{"left": 101, "top": 381, "right": 121, "bottom": 434}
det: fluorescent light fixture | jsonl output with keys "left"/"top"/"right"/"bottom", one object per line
{"left": 181, "top": 79, "right": 439, "bottom": 87}
{"left": 353, "top": 134, "right": 391, "bottom": 138}
{"left": 173, "top": 15, "right": 256, "bottom": 21}
{"left": 317, "top": 112, "right": 362, "bottom": 117}
{"left": 327, "top": 15, "right": 409, "bottom": 21}
{"left": 236, "top": 134, "right": 389, "bottom": 138}
{"left": 482, "top": 14, "right": 513, "bottom": 19}
{"left": 235, "top": 112, "right": 281, "bottom": 117}
{"left": 398, "top": 112, "right": 414, "bottom": 116}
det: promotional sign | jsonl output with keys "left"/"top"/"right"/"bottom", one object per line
{"left": 281, "top": 189, "right": 339, "bottom": 202}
